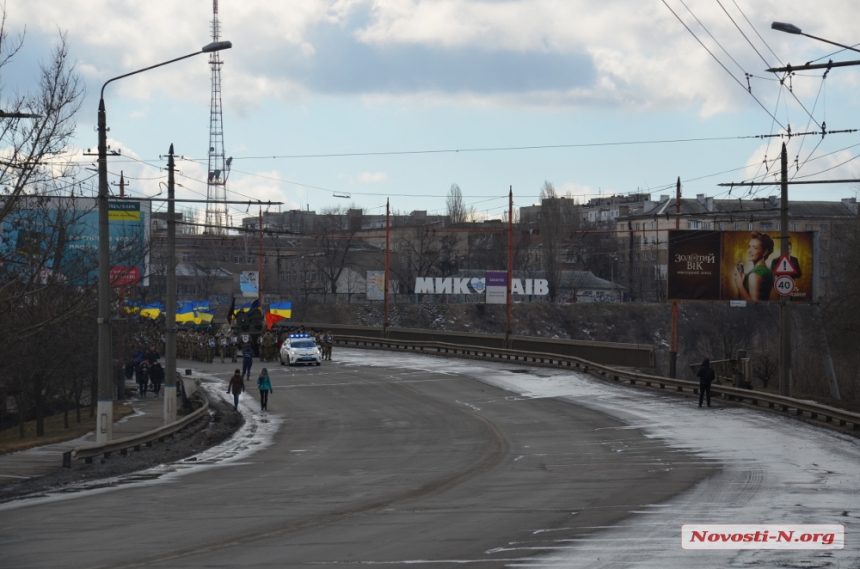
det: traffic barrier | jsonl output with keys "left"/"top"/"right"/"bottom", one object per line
{"left": 294, "top": 323, "right": 655, "bottom": 369}
{"left": 62, "top": 391, "right": 209, "bottom": 467}
{"left": 334, "top": 335, "right": 860, "bottom": 435}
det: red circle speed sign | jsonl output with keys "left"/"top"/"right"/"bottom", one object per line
{"left": 774, "top": 275, "right": 796, "bottom": 296}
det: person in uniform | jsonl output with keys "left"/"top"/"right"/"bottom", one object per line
{"left": 231, "top": 332, "right": 239, "bottom": 363}
{"left": 324, "top": 330, "right": 334, "bottom": 361}
{"left": 219, "top": 334, "right": 228, "bottom": 363}
{"left": 262, "top": 331, "right": 274, "bottom": 362}
{"left": 207, "top": 334, "right": 217, "bottom": 363}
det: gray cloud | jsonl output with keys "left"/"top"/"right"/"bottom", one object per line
{"left": 258, "top": 23, "right": 597, "bottom": 95}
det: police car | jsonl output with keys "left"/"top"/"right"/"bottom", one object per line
{"left": 279, "top": 334, "right": 322, "bottom": 366}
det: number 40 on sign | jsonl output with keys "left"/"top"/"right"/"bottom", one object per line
{"left": 774, "top": 275, "right": 795, "bottom": 296}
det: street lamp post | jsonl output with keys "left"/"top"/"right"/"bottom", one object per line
{"left": 96, "top": 40, "right": 232, "bottom": 443}
{"left": 772, "top": 22, "right": 860, "bottom": 54}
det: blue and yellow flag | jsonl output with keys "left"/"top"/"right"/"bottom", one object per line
{"left": 194, "top": 309, "right": 216, "bottom": 325}
{"left": 269, "top": 302, "right": 292, "bottom": 319}
{"left": 139, "top": 302, "right": 163, "bottom": 319}
{"left": 176, "top": 302, "right": 196, "bottom": 323}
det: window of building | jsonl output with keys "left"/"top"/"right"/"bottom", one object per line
{"left": 776, "top": 223, "right": 781, "bottom": 231}
{"left": 733, "top": 223, "right": 741, "bottom": 231}
{"left": 791, "top": 223, "right": 798, "bottom": 231}
{"left": 760, "top": 222, "right": 772, "bottom": 231}
{"left": 181, "top": 252, "right": 190, "bottom": 262}
{"left": 703, "top": 222, "right": 711, "bottom": 230}
{"left": 651, "top": 221, "right": 657, "bottom": 229}
{"left": 635, "top": 223, "right": 641, "bottom": 230}
{"left": 806, "top": 224, "right": 813, "bottom": 231}
{"left": 719, "top": 223, "right": 726, "bottom": 230}
{"left": 748, "top": 223, "right": 754, "bottom": 231}
{"left": 234, "top": 255, "right": 243, "bottom": 263}
{"left": 688, "top": 221, "right": 701, "bottom": 229}
{"left": 651, "top": 237, "right": 657, "bottom": 244}
{"left": 635, "top": 253, "right": 640, "bottom": 261}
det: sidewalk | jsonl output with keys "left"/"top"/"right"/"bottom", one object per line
{"left": 0, "top": 382, "right": 179, "bottom": 486}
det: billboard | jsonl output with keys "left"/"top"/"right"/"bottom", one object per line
{"left": 366, "top": 270, "right": 385, "bottom": 300}
{"left": 0, "top": 197, "right": 150, "bottom": 287}
{"left": 668, "top": 230, "right": 814, "bottom": 302}
{"left": 240, "top": 271, "right": 259, "bottom": 298}
{"left": 485, "top": 271, "right": 508, "bottom": 304}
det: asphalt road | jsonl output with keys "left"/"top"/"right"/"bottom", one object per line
{"left": 0, "top": 350, "right": 712, "bottom": 568}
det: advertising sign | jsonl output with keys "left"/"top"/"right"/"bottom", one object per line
{"left": 240, "top": 271, "right": 259, "bottom": 298}
{"left": 668, "top": 230, "right": 814, "bottom": 302}
{"left": 485, "top": 271, "right": 508, "bottom": 305}
{"left": 366, "top": 270, "right": 385, "bottom": 300}
{"left": 0, "top": 197, "right": 150, "bottom": 287}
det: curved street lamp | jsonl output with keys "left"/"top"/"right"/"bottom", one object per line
{"left": 96, "top": 41, "right": 232, "bottom": 443}
{"left": 772, "top": 22, "right": 860, "bottom": 54}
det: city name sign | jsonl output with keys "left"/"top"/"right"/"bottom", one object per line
{"left": 415, "top": 277, "right": 549, "bottom": 296}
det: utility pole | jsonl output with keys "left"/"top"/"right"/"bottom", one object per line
{"left": 110, "top": 171, "right": 127, "bottom": 198}
{"left": 669, "top": 177, "right": 681, "bottom": 378}
{"left": 384, "top": 199, "right": 391, "bottom": 338}
{"left": 779, "top": 142, "right": 791, "bottom": 396}
{"left": 164, "top": 144, "right": 177, "bottom": 424}
{"left": 258, "top": 206, "right": 264, "bottom": 307}
{"left": 506, "top": 186, "right": 513, "bottom": 348}
{"left": 96, "top": 98, "right": 113, "bottom": 444}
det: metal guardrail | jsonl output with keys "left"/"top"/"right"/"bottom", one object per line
{"left": 62, "top": 391, "right": 210, "bottom": 467}
{"left": 295, "top": 322, "right": 656, "bottom": 369}
{"left": 334, "top": 335, "right": 860, "bottom": 434}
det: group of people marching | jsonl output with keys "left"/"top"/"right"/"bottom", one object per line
{"left": 175, "top": 327, "right": 335, "bottom": 364}
{"left": 126, "top": 345, "right": 165, "bottom": 398}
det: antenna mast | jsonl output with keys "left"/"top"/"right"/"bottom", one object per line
{"left": 205, "top": 0, "right": 228, "bottom": 234}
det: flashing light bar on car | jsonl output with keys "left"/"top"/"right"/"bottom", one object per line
{"left": 289, "top": 334, "right": 309, "bottom": 338}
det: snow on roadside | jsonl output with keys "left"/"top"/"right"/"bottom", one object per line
{"left": 334, "top": 348, "right": 860, "bottom": 568}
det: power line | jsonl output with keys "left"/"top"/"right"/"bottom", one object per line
{"left": 730, "top": 0, "right": 783, "bottom": 66}
{"left": 661, "top": 0, "right": 786, "bottom": 129}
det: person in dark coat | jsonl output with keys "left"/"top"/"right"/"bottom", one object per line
{"left": 227, "top": 369, "right": 245, "bottom": 410}
{"left": 148, "top": 360, "right": 165, "bottom": 398}
{"left": 696, "top": 358, "right": 716, "bottom": 407}
{"left": 136, "top": 360, "right": 150, "bottom": 397}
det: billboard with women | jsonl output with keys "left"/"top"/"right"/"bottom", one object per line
{"left": 667, "top": 230, "right": 814, "bottom": 302}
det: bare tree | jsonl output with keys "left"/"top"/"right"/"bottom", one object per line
{"left": 308, "top": 207, "right": 361, "bottom": 296}
{"left": 538, "top": 182, "right": 575, "bottom": 302}
{"left": 446, "top": 184, "right": 472, "bottom": 225}
{"left": 0, "top": 26, "right": 83, "bottom": 225}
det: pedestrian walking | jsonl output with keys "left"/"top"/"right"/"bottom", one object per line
{"left": 149, "top": 360, "right": 165, "bottom": 397}
{"left": 227, "top": 369, "right": 245, "bottom": 410}
{"left": 136, "top": 360, "right": 150, "bottom": 397}
{"left": 257, "top": 368, "right": 272, "bottom": 411}
{"left": 697, "top": 358, "right": 716, "bottom": 408}
{"left": 241, "top": 344, "right": 255, "bottom": 381}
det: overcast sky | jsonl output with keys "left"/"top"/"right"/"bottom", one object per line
{"left": 6, "top": 0, "right": 860, "bottom": 222}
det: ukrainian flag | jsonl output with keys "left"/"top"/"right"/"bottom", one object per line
{"left": 194, "top": 309, "right": 216, "bottom": 325}
{"left": 140, "top": 303, "right": 163, "bottom": 319}
{"left": 269, "top": 302, "right": 292, "bottom": 319}
{"left": 176, "top": 302, "right": 196, "bottom": 323}
{"left": 237, "top": 299, "right": 261, "bottom": 313}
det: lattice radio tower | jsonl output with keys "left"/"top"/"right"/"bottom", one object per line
{"left": 205, "top": 0, "right": 228, "bottom": 234}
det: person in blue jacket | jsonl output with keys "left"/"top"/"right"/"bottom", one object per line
{"left": 257, "top": 368, "right": 273, "bottom": 411}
